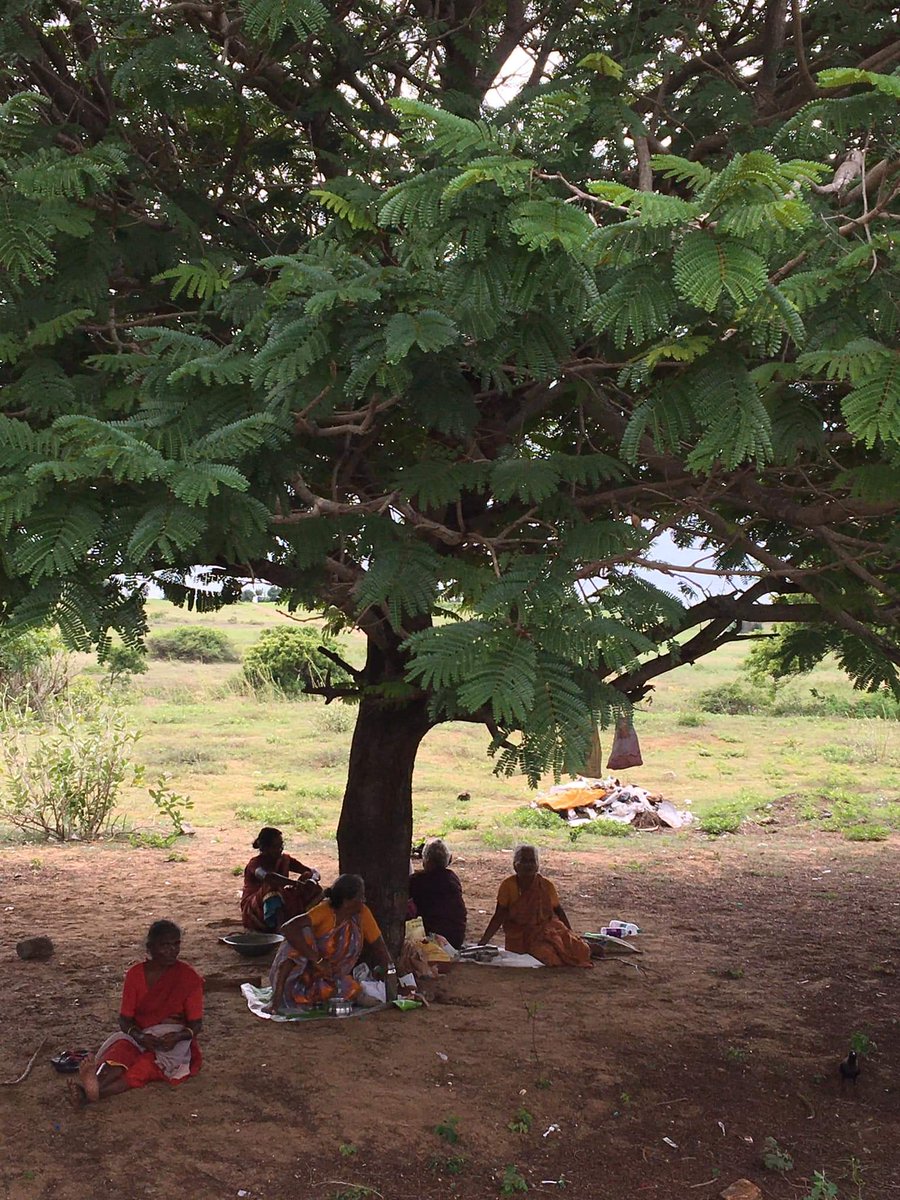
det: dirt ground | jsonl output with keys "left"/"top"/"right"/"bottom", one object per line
{"left": 0, "top": 828, "right": 897, "bottom": 1200}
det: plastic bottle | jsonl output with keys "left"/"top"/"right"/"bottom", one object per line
{"left": 385, "top": 962, "right": 398, "bottom": 1002}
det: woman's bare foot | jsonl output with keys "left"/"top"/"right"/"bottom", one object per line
{"left": 66, "top": 1078, "right": 86, "bottom": 1108}
{"left": 77, "top": 1055, "right": 100, "bottom": 1103}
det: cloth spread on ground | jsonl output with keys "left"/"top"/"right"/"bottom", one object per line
{"left": 408, "top": 867, "right": 467, "bottom": 948}
{"left": 269, "top": 901, "right": 380, "bottom": 1011}
{"left": 241, "top": 984, "right": 420, "bottom": 1021}
{"left": 241, "top": 853, "right": 322, "bottom": 931}
{"left": 460, "top": 949, "right": 544, "bottom": 968}
{"left": 496, "top": 874, "right": 592, "bottom": 968}
{"left": 96, "top": 959, "right": 203, "bottom": 1088}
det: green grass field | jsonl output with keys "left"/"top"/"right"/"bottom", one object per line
{"left": 27, "top": 599, "right": 890, "bottom": 856}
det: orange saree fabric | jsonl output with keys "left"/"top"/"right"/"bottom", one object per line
{"left": 497, "top": 875, "right": 592, "bottom": 968}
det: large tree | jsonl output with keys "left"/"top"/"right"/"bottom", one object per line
{"left": 1, "top": 0, "right": 898, "bottom": 946}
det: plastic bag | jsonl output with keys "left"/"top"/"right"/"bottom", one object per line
{"left": 606, "top": 716, "right": 642, "bottom": 769}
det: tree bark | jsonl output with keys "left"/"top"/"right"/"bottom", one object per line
{"left": 337, "top": 694, "right": 433, "bottom": 955}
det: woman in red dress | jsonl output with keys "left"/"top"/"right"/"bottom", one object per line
{"left": 69, "top": 920, "right": 203, "bottom": 1105}
{"left": 241, "top": 826, "right": 322, "bottom": 931}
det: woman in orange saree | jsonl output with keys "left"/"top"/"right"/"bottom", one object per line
{"left": 479, "top": 845, "right": 592, "bottom": 968}
{"left": 268, "top": 874, "right": 395, "bottom": 1012}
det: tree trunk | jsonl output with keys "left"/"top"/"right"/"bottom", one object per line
{"left": 337, "top": 694, "right": 432, "bottom": 955}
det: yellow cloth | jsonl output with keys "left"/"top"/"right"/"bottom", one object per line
{"left": 306, "top": 900, "right": 381, "bottom": 945}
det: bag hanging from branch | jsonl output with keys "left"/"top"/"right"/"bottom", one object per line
{"left": 583, "top": 726, "right": 603, "bottom": 778}
{"left": 606, "top": 716, "right": 642, "bottom": 770}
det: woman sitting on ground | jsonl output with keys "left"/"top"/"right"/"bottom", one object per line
{"left": 478, "top": 845, "right": 592, "bottom": 968}
{"left": 409, "top": 837, "right": 467, "bottom": 949}
{"left": 268, "top": 874, "right": 396, "bottom": 1013}
{"left": 69, "top": 919, "right": 203, "bottom": 1106}
{"left": 241, "top": 826, "right": 323, "bottom": 932}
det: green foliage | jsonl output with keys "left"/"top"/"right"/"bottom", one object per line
{"left": 0, "top": 625, "right": 69, "bottom": 713}
{"left": 508, "top": 1107, "right": 534, "bottom": 1134}
{"left": 233, "top": 799, "right": 325, "bottom": 835}
{"left": 843, "top": 824, "right": 890, "bottom": 842}
{"left": 499, "top": 1164, "right": 529, "bottom": 1195}
{"left": 762, "top": 1137, "right": 794, "bottom": 1172}
{"left": 849, "top": 1031, "right": 875, "bottom": 1057}
{"left": 242, "top": 627, "right": 354, "bottom": 695}
{"left": 102, "top": 643, "right": 149, "bottom": 684}
{"left": 579, "top": 818, "right": 634, "bottom": 838}
{"left": 699, "top": 805, "right": 748, "bottom": 836}
{"left": 148, "top": 627, "right": 239, "bottom": 663}
{"left": 803, "top": 1172, "right": 838, "bottom": 1200}
{"left": 148, "top": 774, "right": 194, "bottom": 836}
{"left": 0, "top": 695, "right": 143, "bottom": 841}
{"left": 506, "top": 805, "right": 562, "bottom": 830}
{"left": 434, "top": 1116, "right": 460, "bottom": 1145}
{"left": 696, "top": 682, "right": 767, "bottom": 715}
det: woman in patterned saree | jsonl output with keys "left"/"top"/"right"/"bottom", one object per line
{"left": 268, "top": 874, "right": 395, "bottom": 1012}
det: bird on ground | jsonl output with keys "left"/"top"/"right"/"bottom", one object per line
{"left": 839, "top": 1049, "right": 860, "bottom": 1085}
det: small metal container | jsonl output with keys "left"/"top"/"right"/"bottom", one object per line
{"left": 328, "top": 996, "right": 354, "bottom": 1018}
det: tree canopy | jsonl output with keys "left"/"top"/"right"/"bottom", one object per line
{"left": 2, "top": 0, "right": 898, "bottom": 937}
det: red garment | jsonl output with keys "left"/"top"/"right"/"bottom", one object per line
{"left": 99, "top": 960, "right": 204, "bottom": 1088}
{"left": 241, "top": 853, "right": 321, "bottom": 930}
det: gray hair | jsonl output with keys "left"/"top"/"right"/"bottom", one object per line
{"left": 423, "top": 837, "right": 451, "bottom": 869}
{"left": 513, "top": 844, "right": 539, "bottom": 867}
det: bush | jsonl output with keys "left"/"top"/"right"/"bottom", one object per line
{"left": 695, "top": 682, "right": 767, "bottom": 715}
{"left": 102, "top": 643, "right": 148, "bottom": 683}
{"left": 676, "top": 710, "right": 704, "bottom": 727}
{"left": 0, "top": 626, "right": 69, "bottom": 714}
{"left": 147, "top": 626, "right": 239, "bottom": 663}
{"left": 242, "top": 626, "right": 354, "bottom": 695}
{"left": 843, "top": 824, "right": 890, "bottom": 842}
{"left": 699, "top": 805, "right": 746, "bottom": 836}
{"left": 504, "top": 805, "right": 562, "bottom": 830}
{"left": 234, "top": 798, "right": 328, "bottom": 835}
{"left": 314, "top": 703, "right": 356, "bottom": 734}
{"left": 579, "top": 818, "right": 634, "bottom": 838}
{"left": 0, "top": 694, "right": 143, "bottom": 841}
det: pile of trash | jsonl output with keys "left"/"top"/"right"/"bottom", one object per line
{"left": 534, "top": 776, "right": 693, "bottom": 830}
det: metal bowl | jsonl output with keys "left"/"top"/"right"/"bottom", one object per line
{"left": 220, "top": 932, "right": 284, "bottom": 958}
{"left": 328, "top": 996, "right": 354, "bottom": 1018}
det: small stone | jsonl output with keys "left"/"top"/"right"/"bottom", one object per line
{"left": 720, "top": 1181, "right": 762, "bottom": 1200}
{"left": 16, "top": 935, "right": 54, "bottom": 961}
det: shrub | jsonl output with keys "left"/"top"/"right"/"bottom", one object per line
{"left": 102, "top": 643, "right": 148, "bottom": 684}
{"left": 444, "top": 815, "right": 478, "bottom": 831}
{"left": 504, "top": 805, "right": 562, "bottom": 830}
{"left": 314, "top": 704, "right": 356, "bottom": 734}
{"left": 676, "top": 710, "right": 703, "bottom": 727}
{"left": 0, "top": 626, "right": 69, "bottom": 714}
{"left": 843, "top": 824, "right": 890, "bottom": 842}
{"left": 579, "top": 818, "right": 634, "bottom": 838}
{"left": 234, "top": 800, "right": 324, "bottom": 835}
{"left": 0, "top": 695, "right": 143, "bottom": 841}
{"left": 699, "top": 805, "right": 745, "bottom": 836}
{"left": 148, "top": 626, "right": 239, "bottom": 663}
{"left": 243, "top": 626, "right": 354, "bottom": 694}
{"left": 695, "top": 682, "right": 767, "bottom": 715}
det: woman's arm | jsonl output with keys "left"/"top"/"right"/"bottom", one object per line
{"left": 269, "top": 958, "right": 294, "bottom": 1011}
{"left": 553, "top": 904, "right": 573, "bottom": 930}
{"left": 368, "top": 935, "right": 392, "bottom": 973}
{"left": 479, "top": 905, "right": 508, "bottom": 944}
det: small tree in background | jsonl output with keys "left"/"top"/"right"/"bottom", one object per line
{"left": 243, "top": 627, "right": 355, "bottom": 696}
